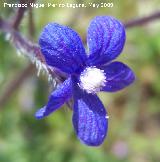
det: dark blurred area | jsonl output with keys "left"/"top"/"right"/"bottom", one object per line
{"left": 0, "top": 0, "right": 160, "bottom": 162}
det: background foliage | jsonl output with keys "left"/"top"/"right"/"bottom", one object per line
{"left": 0, "top": 0, "right": 160, "bottom": 162}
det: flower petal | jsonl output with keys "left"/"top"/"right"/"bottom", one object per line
{"left": 35, "top": 77, "right": 72, "bottom": 119}
{"left": 72, "top": 81, "right": 108, "bottom": 146}
{"left": 39, "top": 23, "right": 87, "bottom": 74}
{"left": 101, "top": 61, "right": 135, "bottom": 92}
{"left": 87, "top": 16, "right": 126, "bottom": 66}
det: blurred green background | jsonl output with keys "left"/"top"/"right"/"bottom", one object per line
{"left": 0, "top": 0, "right": 160, "bottom": 162}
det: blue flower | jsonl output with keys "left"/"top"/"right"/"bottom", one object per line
{"left": 35, "top": 16, "right": 135, "bottom": 146}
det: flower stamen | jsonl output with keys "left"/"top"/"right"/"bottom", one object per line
{"left": 79, "top": 67, "right": 106, "bottom": 94}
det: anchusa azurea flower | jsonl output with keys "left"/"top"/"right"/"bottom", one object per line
{"left": 35, "top": 16, "right": 135, "bottom": 146}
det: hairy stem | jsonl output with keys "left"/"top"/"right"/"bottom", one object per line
{"left": 125, "top": 11, "right": 160, "bottom": 28}
{"left": 12, "top": 0, "right": 35, "bottom": 30}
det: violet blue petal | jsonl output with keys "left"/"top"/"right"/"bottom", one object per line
{"left": 39, "top": 23, "right": 87, "bottom": 74}
{"left": 35, "top": 77, "right": 72, "bottom": 119}
{"left": 101, "top": 61, "right": 135, "bottom": 92}
{"left": 87, "top": 16, "right": 126, "bottom": 66}
{"left": 72, "top": 80, "right": 108, "bottom": 146}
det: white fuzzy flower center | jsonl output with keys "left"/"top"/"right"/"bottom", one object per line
{"left": 79, "top": 67, "right": 106, "bottom": 94}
